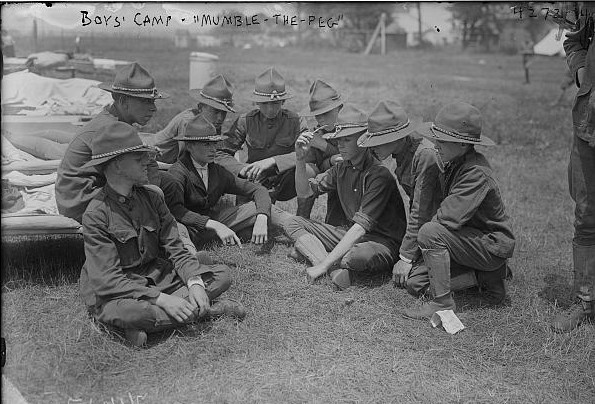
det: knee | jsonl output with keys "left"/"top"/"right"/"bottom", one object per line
{"left": 417, "top": 222, "right": 446, "bottom": 249}
{"left": 341, "top": 245, "right": 387, "bottom": 272}
{"left": 283, "top": 216, "right": 309, "bottom": 240}
{"left": 98, "top": 299, "right": 156, "bottom": 330}
{"left": 206, "top": 264, "right": 232, "bottom": 300}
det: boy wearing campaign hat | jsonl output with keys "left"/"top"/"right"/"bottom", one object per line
{"left": 80, "top": 122, "right": 245, "bottom": 347}
{"left": 282, "top": 105, "right": 407, "bottom": 290}
{"left": 215, "top": 67, "right": 302, "bottom": 204}
{"left": 153, "top": 74, "right": 235, "bottom": 164}
{"left": 297, "top": 79, "right": 345, "bottom": 222}
{"left": 56, "top": 62, "right": 167, "bottom": 223}
{"left": 357, "top": 100, "right": 444, "bottom": 295}
{"left": 402, "top": 102, "right": 515, "bottom": 320}
{"left": 160, "top": 115, "right": 278, "bottom": 248}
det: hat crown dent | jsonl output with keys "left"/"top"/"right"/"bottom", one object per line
{"left": 435, "top": 102, "right": 482, "bottom": 137}
{"left": 182, "top": 115, "right": 218, "bottom": 139}
{"left": 113, "top": 62, "right": 156, "bottom": 91}
{"left": 90, "top": 122, "right": 146, "bottom": 159}
{"left": 255, "top": 67, "right": 286, "bottom": 94}
{"left": 199, "top": 74, "right": 234, "bottom": 101}
{"left": 368, "top": 100, "right": 409, "bottom": 133}
{"left": 336, "top": 104, "right": 367, "bottom": 126}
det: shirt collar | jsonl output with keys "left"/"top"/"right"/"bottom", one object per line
{"left": 104, "top": 183, "right": 136, "bottom": 205}
{"left": 345, "top": 150, "right": 374, "bottom": 171}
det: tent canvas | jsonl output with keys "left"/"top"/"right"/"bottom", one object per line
{"left": 533, "top": 28, "right": 566, "bottom": 57}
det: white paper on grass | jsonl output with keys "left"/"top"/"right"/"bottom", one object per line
{"left": 430, "top": 310, "right": 465, "bottom": 334}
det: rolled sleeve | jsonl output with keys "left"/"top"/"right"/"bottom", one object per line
{"left": 353, "top": 169, "right": 394, "bottom": 233}
{"left": 308, "top": 165, "right": 338, "bottom": 197}
{"left": 273, "top": 151, "right": 297, "bottom": 173}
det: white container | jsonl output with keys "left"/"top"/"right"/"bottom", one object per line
{"left": 189, "top": 52, "right": 219, "bottom": 90}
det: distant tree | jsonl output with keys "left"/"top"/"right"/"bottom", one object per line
{"left": 301, "top": 2, "right": 395, "bottom": 31}
{"left": 448, "top": 3, "right": 509, "bottom": 50}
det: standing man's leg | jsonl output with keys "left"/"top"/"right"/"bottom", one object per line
{"left": 552, "top": 135, "right": 595, "bottom": 332}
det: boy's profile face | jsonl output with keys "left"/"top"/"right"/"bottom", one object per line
{"left": 337, "top": 134, "right": 362, "bottom": 161}
{"left": 186, "top": 141, "right": 217, "bottom": 165}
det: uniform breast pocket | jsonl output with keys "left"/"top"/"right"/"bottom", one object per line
{"left": 109, "top": 227, "right": 140, "bottom": 268}
{"left": 139, "top": 224, "right": 159, "bottom": 258}
{"left": 246, "top": 134, "right": 267, "bottom": 150}
{"left": 274, "top": 132, "right": 296, "bottom": 148}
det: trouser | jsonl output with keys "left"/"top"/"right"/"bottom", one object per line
{"left": 189, "top": 202, "right": 260, "bottom": 246}
{"left": 93, "top": 264, "right": 231, "bottom": 333}
{"left": 406, "top": 260, "right": 479, "bottom": 297}
{"left": 417, "top": 222, "right": 506, "bottom": 271}
{"left": 283, "top": 216, "right": 398, "bottom": 273}
{"left": 262, "top": 168, "right": 297, "bottom": 202}
{"left": 569, "top": 134, "right": 595, "bottom": 301}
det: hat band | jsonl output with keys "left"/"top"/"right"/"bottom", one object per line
{"left": 253, "top": 89, "right": 287, "bottom": 100}
{"left": 91, "top": 144, "right": 149, "bottom": 159}
{"left": 112, "top": 85, "right": 158, "bottom": 97}
{"left": 336, "top": 122, "right": 366, "bottom": 131}
{"left": 368, "top": 120, "right": 410, "bottom": 137}
{"left": 432, "top": 124, "right": 480, "bottom": 142}
{"left": 200, "top": 91, "right": 234, "bottom": 110}
{"left": 179, "top": 135, "right": 222, "bottom": 141}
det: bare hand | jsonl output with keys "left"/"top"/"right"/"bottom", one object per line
{"left": 309, "top": 131, "right": 329, "bottom": 152}
{"left": 295, "top": 132, "right": 313, "bottom": 160}
{"left": 209, "top": 221, "right": 242, "bottom": 248}
{"left": 239, "top": 158, "right": 276, "bottom": 181}
{"left": 188, "top": 284, "right": 210, "bottom": 318}
{"left": 156, "top": 293, "right": 197, "bottom": 323}
{"left": 392, "top": 260, "right": 412, "bottom": 288}
{"left": 251, "top": 214, "right": 268, "bottom": 244}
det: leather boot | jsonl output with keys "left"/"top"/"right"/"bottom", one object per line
{"left": 208, "top": 299, "right": 247, "bottom": 320}
{"left": 476, "top": 263, "right": 507, "bottom": 306}
{"left": 551, "top": 244, "right": 595, "bottom": 332}
{"left": 551, "top": 300, "right": 594, "bottom": 333}
{"left": 296, "top": 197, "right": 316, "bottom": 219}
{"left": 330, "top": 268, "right": 351, "bottom": 290}
{"left": 295, "top": 233, "right": 328, "bottom": 266}
{"left": 402, "top": 248, "right": 456, "bottom": 320}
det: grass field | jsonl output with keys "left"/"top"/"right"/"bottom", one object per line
{"left": 2, "top": 39, "right": 595, "bottom": 404}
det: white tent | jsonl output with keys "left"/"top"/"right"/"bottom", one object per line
{"left": 533, "top": 28, "right": 566, "bottom": 56}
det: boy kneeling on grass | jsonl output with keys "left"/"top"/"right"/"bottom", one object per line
{"left": 282, "top": 105, "right": 407, "bottom": 290}
{"left": 79, "top": 122, "right": 245, "bottom": 348}
{"left": 402, "top": 102, "right": 516, "bottom": 319}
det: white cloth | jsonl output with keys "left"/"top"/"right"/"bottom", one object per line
{"left": 1, "top": 71, "right": 111, "bottom": 116}
{"left": 3, "top": 171, "right": 57, "bottom": 187}
{"left": 191, "top": 158, "right": 209, "bottom": 189}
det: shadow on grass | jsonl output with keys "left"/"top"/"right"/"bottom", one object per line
{"left": 538, "top": 273, "right": 574, "bottom": 309}
{"left": 1, "top": 235, "right": 84, "bottom": 287}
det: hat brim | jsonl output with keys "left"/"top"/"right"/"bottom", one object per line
{"left": 300, "top": 97, "right": 346, "bottom": 117}
{"left": 357, "top": 117, "right": 425, "bottom": 148}
{"left": 189, "top": 90, "right": 235, "bottom": 113}
{"left": 172, "top": 135, "right": 227, "bottom": 142}
{"left": 323, "top": 126, "right": 367, "bottom": 140}
{"left": 249, "top": 91, "right": 293, "bottom": 103}
{"left": 81, "top": 145, "right": 155, "bottom": 169}
{"left": 98, "top": 82, "right": 169, "bottom": 99}
{"left": 422, "top": 124, "right": 496, "bottom": 146}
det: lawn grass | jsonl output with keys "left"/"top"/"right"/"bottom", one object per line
{"left": 2, "top": 40, "right": 595, "bottom": 403}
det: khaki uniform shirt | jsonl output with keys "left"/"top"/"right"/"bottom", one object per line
{"left": 80, "top": 185, "right": 204, "bottom": 310}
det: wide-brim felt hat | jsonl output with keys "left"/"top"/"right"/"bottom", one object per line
{"left": 248, "top": 67, "right": 293, "bottom": 102}
{"left": 173, "top": 115, "right": 227, "bottom": 142}
{"left": 82, "top": 122, "right": 155, "bottom": 168}
{"left": 357, "top": 100, "right": 425, "bottom": 147}
{"left": 189, "top": 74, "right": 235, "bottom": 113}
{"left": 98, "top": 62, "right": 169, "bottom": 99}
{"left": 323, "top": 104, "right": 368, "bottom": 140}
{"left": 422, "top": 101, "right": 496, "bottom": 146}
{"left": 300, "top": 79, "right": 345, "bottom": 116}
